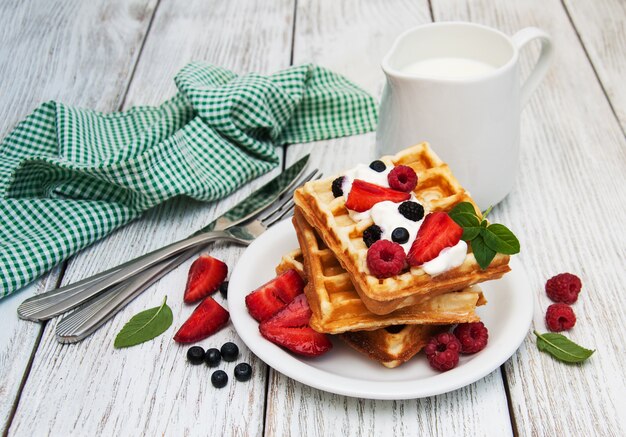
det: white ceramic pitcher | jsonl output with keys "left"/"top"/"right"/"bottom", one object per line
{"left": 376, "top": 22, "right": 554, "bottom": 208}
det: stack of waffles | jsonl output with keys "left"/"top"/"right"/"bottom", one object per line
{"left": 283, "top": 143, "right": 511, "bottom": 368}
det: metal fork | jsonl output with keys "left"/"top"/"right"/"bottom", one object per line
{"left": 55, "top": 194, "right": 302, "bottom": 343}
{"left": 19, "top": 168, "right": 320, "bottom": 322}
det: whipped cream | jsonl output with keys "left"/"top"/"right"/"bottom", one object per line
{"left": 369, "top": 200, "right": 423, "bottom": 254}
{"left": 340, "top": 162, "right": 468, "bottom": 276}
{"left": 422, "top": 240, "right": 468, "bottom": 275}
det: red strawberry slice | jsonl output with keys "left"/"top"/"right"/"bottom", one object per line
{"left": 183, "top": 254, "right": 228, "bottom": 303}
{"left": 174, "top": 296, "right": 229, "bottom": 343}
{"left": 245, "top": 269, "right": 304, "bottom": 322}
{"left": 259, "top": 294, "right": 332, "bottom": 357}
{"left": 345, "top": 179, "right": 411, "bottom": 212}
{"left": 407, "top": 212, "right": 463, "bottom": 266}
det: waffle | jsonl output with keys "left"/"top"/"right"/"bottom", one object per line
{"left": 294, "top": 142, "right": 510, "bottom": 315}
{"left": 275, "top": 248, "right": 451, "bottom": 368}
{"left": 292, "top": 208, "right": 486, "bottom": 333}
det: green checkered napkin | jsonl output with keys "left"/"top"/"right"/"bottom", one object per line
{"left": 0, "top": 62, "right": 377, "bottom": 299}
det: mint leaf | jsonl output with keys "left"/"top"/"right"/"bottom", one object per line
{"left": 448, "top": 202, "right": 477, "bottom": 218}
{"left": 534, "top": 331, "right": 595, "bottom": 363}
{"left": 481, "top": 224, "right": 521, "bottom": 255}
{"left": 471, "top": 234, "right": 496, "bottom": 269}
{"left": 114, "top": 296, "right": 173, "bottom": 348}
{"left": 482, "top": 205, "right": 494, "bottom": 219}
{"left": 450, "top": 212, "right": 481, "bottom": 241}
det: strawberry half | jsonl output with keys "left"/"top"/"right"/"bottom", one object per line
{"left": 183, "top": 254, "right": 228, "bottom": 303}
{"left": 345, "top": 179, "right": 410, "bottom": 212}
{"left": 259, "top": 294, "right": 332, "bottom": 357}
{"left": 245, "top": 269, "right": 304, "bottom": 322}
{"left": 173, "top": 296, "right": 229, "bottom": 343}
{"left": 407, "top": 212, "right": 463, "bottom": 266}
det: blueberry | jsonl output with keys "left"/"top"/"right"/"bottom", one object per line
{"left": 219, "top": 281, "right": 229, "bottom": 298}
{"left": 362, "top": 225, "right": 382, "bottom": 248}
{"left": 331, "top": 176, "right": 344, "bottom": 197}
{"left": 204, "top": 348, "right": 221, "bottom": 367}
{"left": 391, "top": 227, "right": 409, "bottom": 244}
{"left": 234, "top": 363, "right": 252, "bottom": 382}
{"left": 186, "top": 346, "right": 205, "bottom": 365}
{"left": 221, "top": 342, "right": 239, "bottom": 362}
{"left": 211, "top": 370, "right": 228, "bottom": 388}
{"left": 369, "top": 160, "right": 386, "bottom": 172}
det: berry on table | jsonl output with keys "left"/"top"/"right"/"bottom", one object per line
{"left": 424, "top": 332, "right": 461, "bottom": 372}
{"left": 234, "top": 363, "right": 253, "bottom": 382}
{"left": 398, "top": 201, "right": 424, "bottom": 221}
{"left": 545, "top": 273, "right": 582, "bottom": 304}
{"left": 391, "top": 227, "right": 409, "bottom": 244}
{"left": 387, "top": 165, "right": 418, "bottom": 192}
{"left": 545, "top": 303, "right": 576, "bottom": 332}
{"left": 221, "top": 342, "right": 239, "bottom": 362}
{"left": 369, "top": 160, "right": 386, "bottom": 172}
{"left": 211, "top": 370, "right": 228, "bottom": 388}
{"left": 204, "top": 348, "right": 221, "bottom": 367}
{"left": 366, "top": 240, "right": 405, "bottom": 278}
{"left": 174, "top": 297, "right": 229, "bottom": 343}
{"left": 332, "top": 176, "right": 345, "bottom": 198}
{"left": 183, "top": 255, "right": 228, "bottom": 303}
{"left": 453, "top": 322, "right": 489, "bottom": 354}
{"left": 219, "top": 281, "right": 229, "bottom": 299}
{"left": 362, "top": 225, "right": 382, "bottom": 248}
{"left": 186, "top": 346, "right": 205, "bottom": 365}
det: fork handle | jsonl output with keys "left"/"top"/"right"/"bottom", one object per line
{"left": 18, "top": 229, "right": 234, "bottom": 321}
{"left": 56, "top": 251, "right": 192, "bottom": 343}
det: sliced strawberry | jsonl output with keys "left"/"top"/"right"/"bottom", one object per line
{"left": 173, "top": 297, "right": 229, "bottom": 343}
{"left": 183, "top": 254, "right": 228, "bottom": 303}
{"left": 245, "top": 269, "right": 304, "bottom": 322}
{"left": 345, "top": 179, "right": 411, "bottom": 212}
{"left": 407, "top": 212, "right": 463, "bottom": 266}
{"left": 259, "top": 294, "right": 332, "bottom": 357}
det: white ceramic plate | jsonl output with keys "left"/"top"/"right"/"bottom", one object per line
{"left": 229, "top": 219, "right": 533, "bottom": 400}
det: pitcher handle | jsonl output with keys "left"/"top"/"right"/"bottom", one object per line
{"left": 512, "top": 27, "right": 554, "bottom": 107}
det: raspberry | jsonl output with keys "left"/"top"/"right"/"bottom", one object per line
{"left": 387, "top": 165, "right": 418, "bottom": 192}
{"left": 366, "top": 240, "right": 405, "bottom": 278}
{"left": 369, "top": 160, "right": 386, "bottom": 172}
{"left": 362, "top": 225, "right": 382, "bottom": 248}
{"left": 332, "top": 176, "right": 344, "bottom": 198}
{"left": 398, "top": 201, "right": 424, "bottom": 221}
{"left": 545, "top": 273, "right": 582, "bottom": 304}
{"left": 453, "top": 322, "right": 489, "bottom": 354}
{"left": 545, "top": 303, "right": 576, "bottom": 331}
{"left": 424, "top": 332, "right": 461, "bottom": 371}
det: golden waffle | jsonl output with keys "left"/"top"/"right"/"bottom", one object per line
{"left": 294, "top": 142, "right": 510, "bottom": 315}
{"left": 275, "top": 246, "right": 465, "bottom": 368}
{"left": 274, "top": 248, "right": 450, "bottom": 368}
{"left": 339, "top": 324, "right": 449, "bottom": 368}
{"left": 292, "top": 208, "right": 486, "bottom": 334}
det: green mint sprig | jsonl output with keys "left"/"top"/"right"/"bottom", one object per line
{"left": 534, "top": 331, "right": 595, "bottom": 364}
{"left": 114, "top": 296, "right": 173, "bottom": 348}
{"left": 448, "top": 202, "right": 520, "bottom": 269}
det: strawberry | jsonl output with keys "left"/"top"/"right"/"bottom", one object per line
{"left": 407, "top": 212, "right": 463, "bottom": 266}
{"left": 245, "top": 269, "right": 304, "bottom": 322}
{"left": 345, "top": 179, "right": 411, "bottom": 212}
{"left": 259, "top": 294, "right": 332, "bottom": 357}
{"left": 183, "top": 254, "right": 228, "bottom": 303}
{"left": 173, "top": 296, "right": 229, "bottom": 343}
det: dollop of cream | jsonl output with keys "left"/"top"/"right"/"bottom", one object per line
{"left": 369, "top": 200, "right": 423, "bottom": 254}
{"left": 422, "top": 240, "right": 468, "bottom": 275}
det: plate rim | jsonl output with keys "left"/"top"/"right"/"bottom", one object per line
{"left": 229, "top": 219, "right": 533, "bottom": 400}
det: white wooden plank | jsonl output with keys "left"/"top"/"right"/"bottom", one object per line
{"left": 563, "top": 0, "right": 626, "bottom": 132}
{"left": 432, "top": 1, "right": 626, "bottom": 435}
{"left": 271, "top": 1, "right": 514, "bottom": 436}
{"left": 7, "top": 0, "right": 295, "bottom": 436}
{"left": 0, "top": 0, "right": 158, "bottom": 431}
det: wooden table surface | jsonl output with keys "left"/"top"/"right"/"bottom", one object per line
{"left": 1, "top": 0, "right": 624, "bottom": 435}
